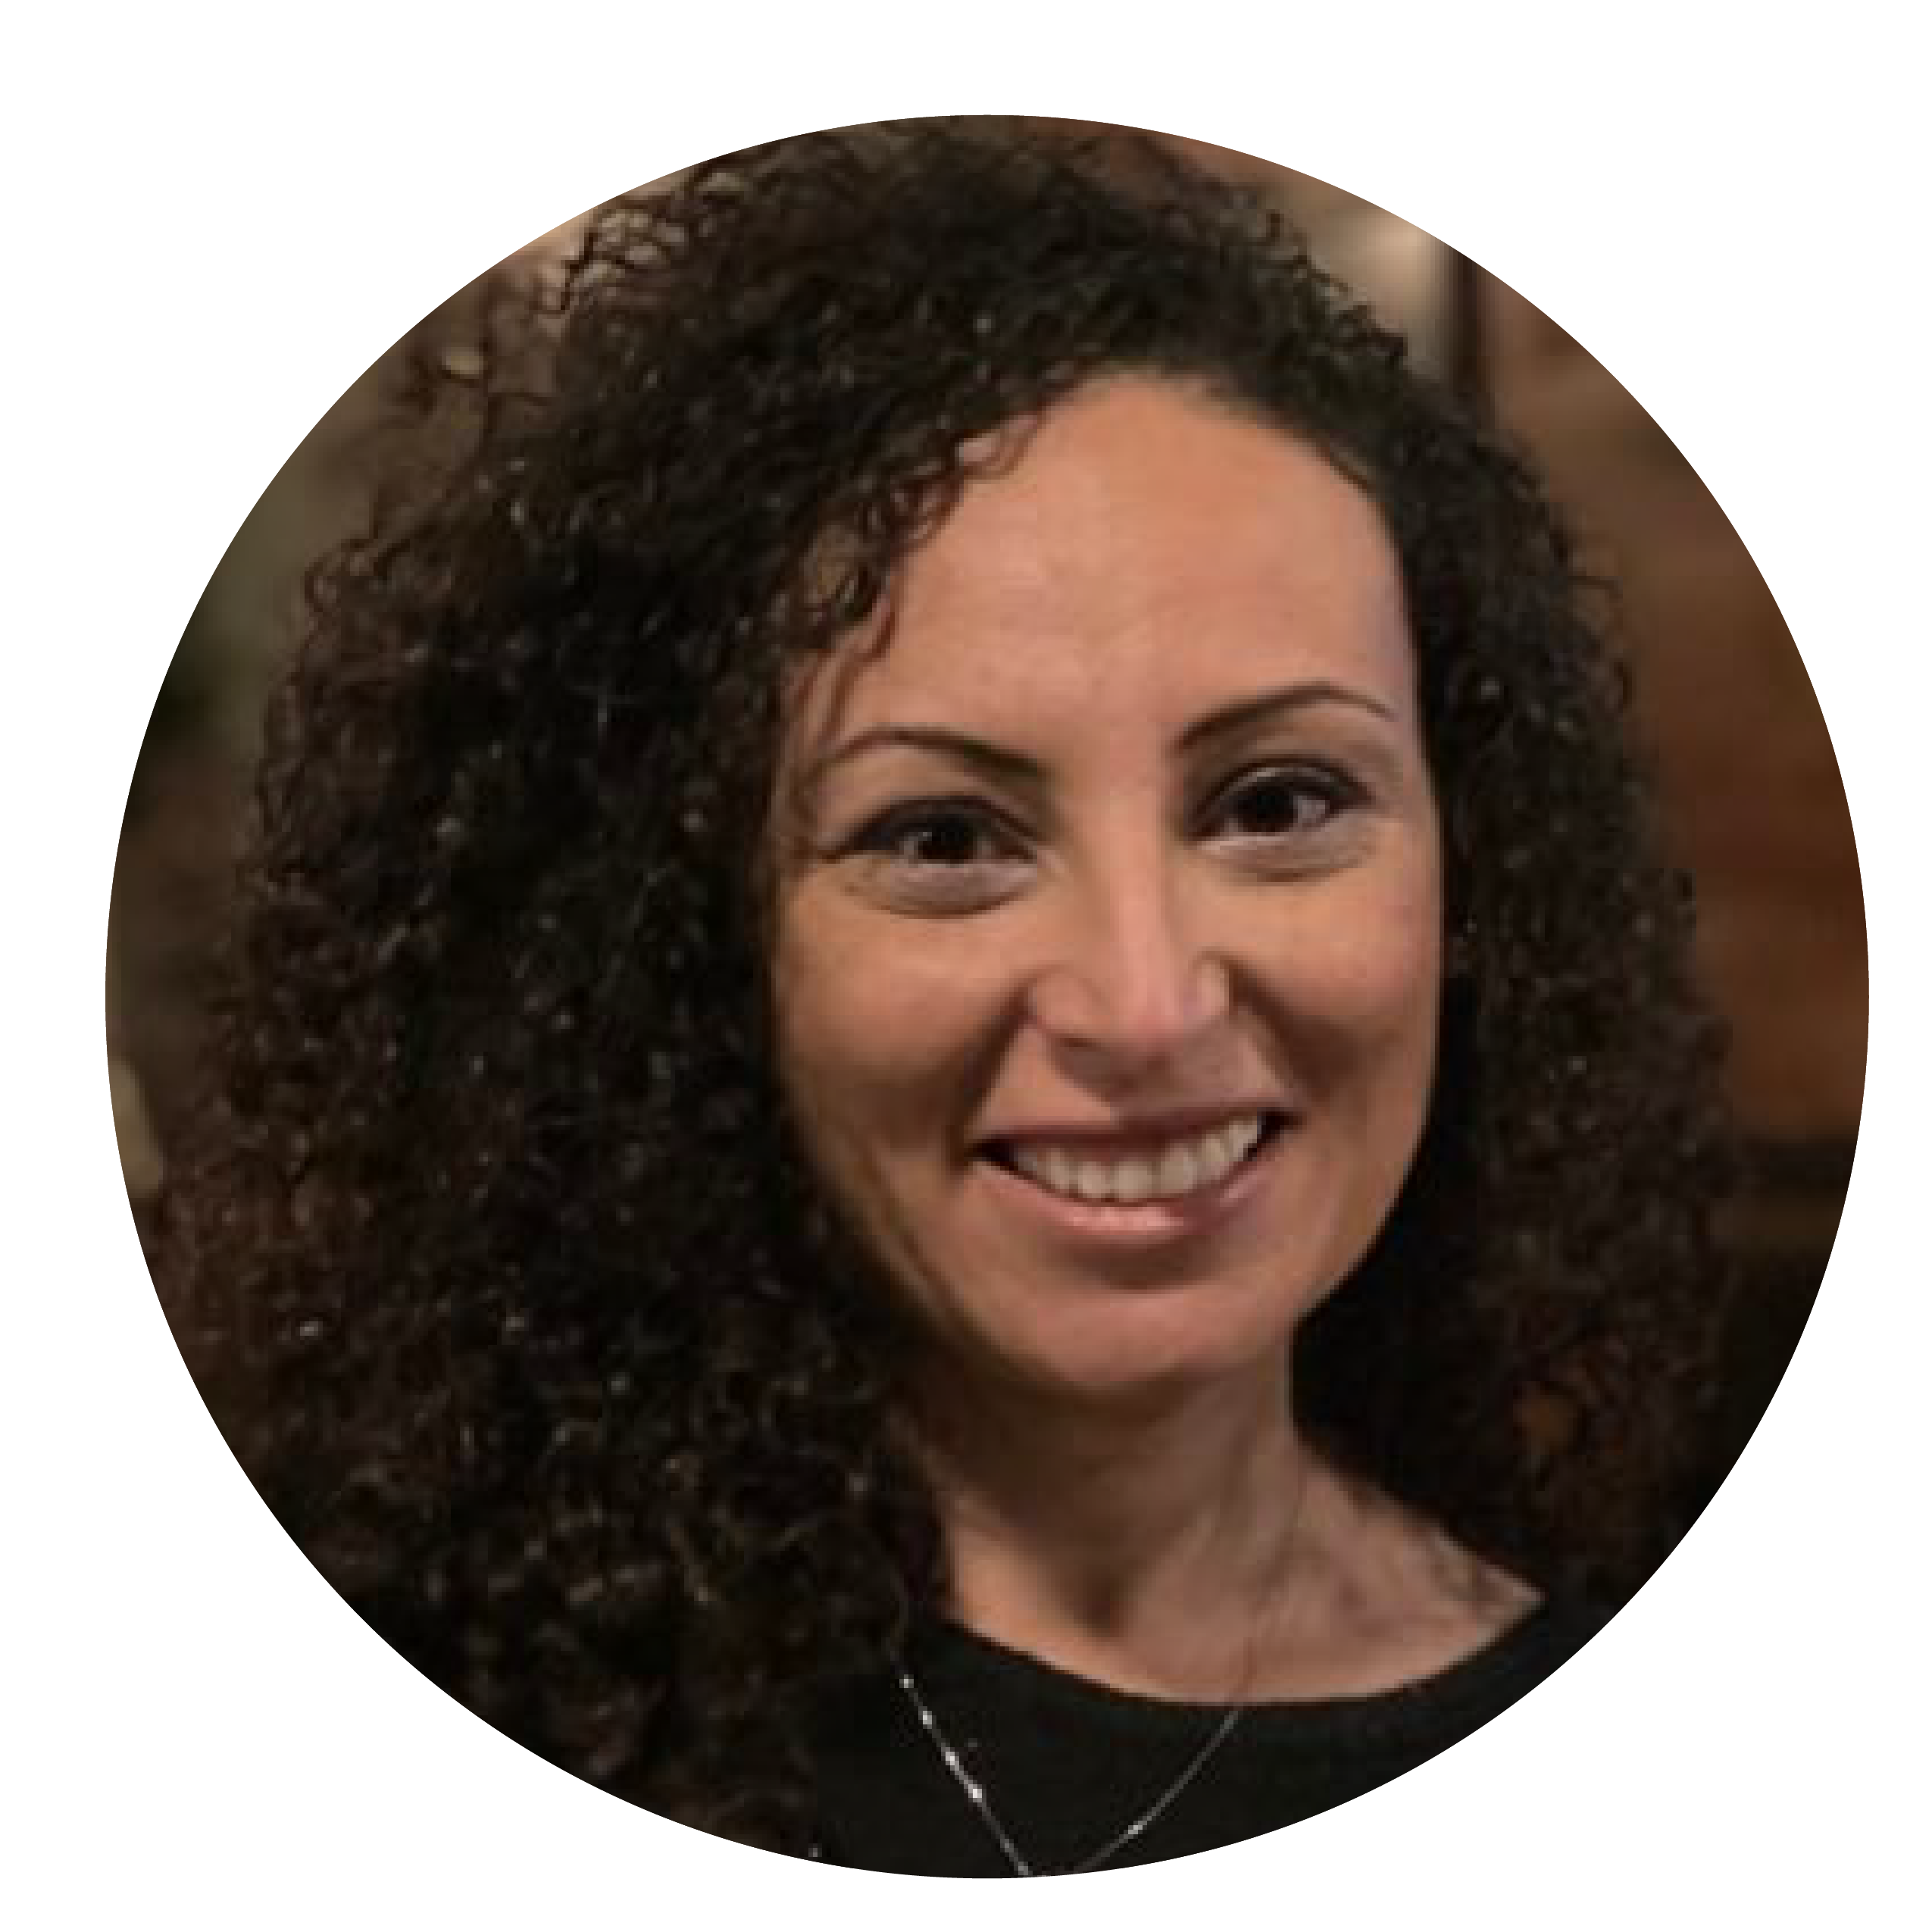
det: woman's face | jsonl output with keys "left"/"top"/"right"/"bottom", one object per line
{"left": 772, "top": 377, "right": 1442, "bottom": 1409}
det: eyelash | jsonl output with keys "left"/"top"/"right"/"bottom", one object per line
{"left": 836, "top": 761, "right": 1366, "bottom": 908}
{"left": 1198, "top": 757, "right": 1368, "bottom": 842}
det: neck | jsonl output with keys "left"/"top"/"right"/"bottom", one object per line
{"left": 908, "top": 1355, "right": 1315, "bottom": 1698}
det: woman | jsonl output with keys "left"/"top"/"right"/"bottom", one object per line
{"left": 163, "top": 122, "right": 1732, "bottom": 1874}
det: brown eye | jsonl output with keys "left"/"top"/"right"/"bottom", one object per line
{"left": 838, "top": 792, "right": 1035, "bottom": 877}
{"left": 854, "top": 801, "right": 1017, "bottom": 868}
{"left": 836, "top": 796, "right": 1033, "bottom": 914}
{"left": 895, "top": 809, "right": 999, "bottom": 868}
{"left": 1204, "top": 764, "right": 1359, "bottom": 843}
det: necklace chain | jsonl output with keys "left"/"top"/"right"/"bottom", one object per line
{"left": 895, "top": 1658, "right": 1248, "bottom": 1877}
{"left": 896, "top": 1452, "right": 1321, "bottom": 1877}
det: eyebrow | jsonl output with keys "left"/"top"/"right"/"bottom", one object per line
{"left": 802, "top": 680, "right": 1400, "bottom": 793}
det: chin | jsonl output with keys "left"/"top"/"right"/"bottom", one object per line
{"left": 930, "top": 1278, "right": 1314, "bottom": 1418}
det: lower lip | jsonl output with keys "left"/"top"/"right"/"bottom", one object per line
{"left": 976, "top": 1129, "right": 1283, "bottom": 1253}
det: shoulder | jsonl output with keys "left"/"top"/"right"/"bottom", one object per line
{"left": 1257, "top": 1467, "right": 1552, "bottom": 1699}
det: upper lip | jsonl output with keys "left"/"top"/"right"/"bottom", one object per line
{"left": 977, "top": 1103, "right": 1290, "bottom": 1157}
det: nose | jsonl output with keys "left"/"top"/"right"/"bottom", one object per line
{"left": 1025, "top": 849, "right": 1233, "bottom": 1076}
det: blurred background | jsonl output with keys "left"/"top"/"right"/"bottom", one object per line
{"left": 45, "top": 117, "right": 1916, "bottom": 1630}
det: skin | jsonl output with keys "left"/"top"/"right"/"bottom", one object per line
{"left": 774, "top": 377, "right": 1530, "bottom": 1698}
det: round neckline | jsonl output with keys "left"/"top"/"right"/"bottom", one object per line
{"left": 918, "top": 1593, "right": 1587, "bottom": 1729}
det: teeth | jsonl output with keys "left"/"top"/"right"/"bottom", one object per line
{"left": 1155, "top": 1143, "right": 1199, "bottom": 1196}
{"left": 1008, "top": 1115, "right": 1268, "bottom": 1205}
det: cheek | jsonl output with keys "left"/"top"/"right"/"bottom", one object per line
{"left": 773, "top": 896, "right": 980, "bottom": 1176}
{"left": 1355, "top": 914, "right": 1442, "bottom": 1053}
{"left": 772, "top": 908, "right": 993, "bottom": 1323}
{"left": 1246, "top": 884, "right": 1442, "bottom": 1177}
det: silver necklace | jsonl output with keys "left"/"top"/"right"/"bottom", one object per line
{"left": 900, "top": 1452, "right": 1321, "bottom": 1877}
{"left": 895, "top": 1655, "right": 1248, "bottom": 1877}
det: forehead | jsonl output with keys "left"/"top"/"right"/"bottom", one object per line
{"left": 797, "top": 377, "right": 1418, "bottom": 748}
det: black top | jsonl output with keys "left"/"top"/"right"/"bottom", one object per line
{"left": 7, "top": 1623, "right": 1924, "bottom": 1877}
{"left": 807, "top": 1599, "right": 1932, "bottom": 1885}
{"left": 807, "top": 1592, "right": 1607, "bottom": 1877}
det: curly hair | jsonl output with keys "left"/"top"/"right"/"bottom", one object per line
{"left": 161, "top": 121, "right": 1733, "bottom": 1853}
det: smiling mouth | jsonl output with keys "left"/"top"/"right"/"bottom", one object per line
{"left": 980, "top": 1111, "right": 1289, "bottom": 1207}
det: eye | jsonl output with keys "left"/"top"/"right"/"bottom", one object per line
{"left": 852, "top": 799, "right": 1019, "bottom": 868}
{"left": 1200, "top": 762, "right": 1362, "bottom": 846}
{"left": 836, "top": 796, "right": 1033, "bottom": 911}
